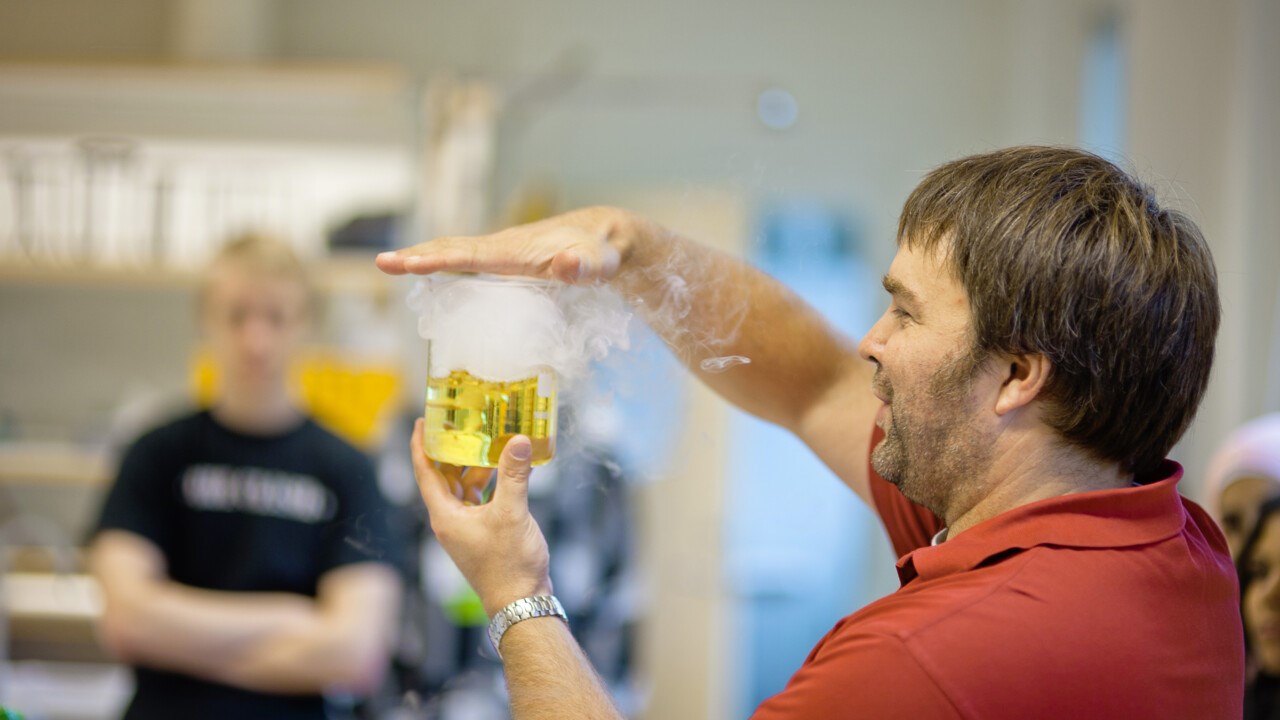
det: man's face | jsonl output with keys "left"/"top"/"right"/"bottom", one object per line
{"left": 857, "top": 244, "right": 996, "bottom": 518}
{"left": 202, "top": 263, "right": 309, "bottom": 393}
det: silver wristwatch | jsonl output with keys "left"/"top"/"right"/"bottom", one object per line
{"left": 488, "top": 595, "right": 568, "bottom": 658}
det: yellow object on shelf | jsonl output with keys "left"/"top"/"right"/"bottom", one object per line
{"left": 189, "top": 349, "right": 401, "bottom": 449}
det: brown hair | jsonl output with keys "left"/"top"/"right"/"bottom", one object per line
{"left": 899, "top": 146, "right": 1220, "bottom": 475}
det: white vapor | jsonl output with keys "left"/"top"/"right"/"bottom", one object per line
{"left": 407, "top": 275, "right": 632, "bottom": 383}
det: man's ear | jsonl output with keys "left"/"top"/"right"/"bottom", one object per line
{"left": 995, "top": 353, "right": 1052, "bottom": 416}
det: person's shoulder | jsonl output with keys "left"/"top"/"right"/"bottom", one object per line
{"left": 851, "top": 555, "right": 1040, "bottom": 640}
{"left": 125, "top": 408, "right": 210, "bottom": 453}
{"left": 755, "top": 623, "right": 963, "bottom": 720}
{"left": 296, "top": 419, "right": 373, "bottom": 470}
{"left": 296, "top": 418, "right": 363, "bottom": 453}
{"left": 823, "top": 542, "right": 1241, "bottom": 718}
{"left": 1179, "top": 493, "right": 1234, "bottom": 560}
{"left": 847, "top": 542, "right": 1158, "bottom": 650}
{"left": 871, "top": 538, "right": 1232, "bottom": 644}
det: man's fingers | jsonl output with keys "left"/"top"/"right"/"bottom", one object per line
{"left": 384, "top": 235, "right": 536, "bottom": 278}
{"left": 375, "top": 240, "right": 450, "bottom": 275}
{"left": 409, "top": 419, "right": 461, "bottom": 512}
{"left": 374, "top": 251, "right": 409, "bottom": 275}
{"left": 493, "top": 436, "right": 534, "bottom": 512}
{"left": 551, "top": 250, "right": 583, "bottom": 282}
{"left": 374, "top": 225, "right": 611, "bottom": 282}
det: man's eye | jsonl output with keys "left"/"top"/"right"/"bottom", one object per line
{"left": 1250, "top": 561, "right": 1270, "bottom": 579}
{"left": 891, "top": 307, "right": 913, "bottom": 323}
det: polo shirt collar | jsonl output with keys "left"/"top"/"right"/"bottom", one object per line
{"left": 896, "top": 460, "right": 1186, "bottom": 586}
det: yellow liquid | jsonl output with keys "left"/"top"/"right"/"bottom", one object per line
{"left": 423, "top": 369, "right": 557, "bottom": 467}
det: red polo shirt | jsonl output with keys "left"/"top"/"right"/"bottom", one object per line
{"left": 750, "top": 428, "right": 1244, "bottom": 719}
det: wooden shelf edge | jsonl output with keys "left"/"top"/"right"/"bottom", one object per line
{"left": 0, "top": 261, "right": 199, "bottom": 290}
{"left": 0, "top": 255, "right": 391, "bottom": 295}
{"left": 0, "top": 443, "right": 113, "bottom": 487}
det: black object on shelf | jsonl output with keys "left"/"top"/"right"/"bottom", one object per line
{"left": 328, "top": 212, "right": 405, "bottom": 253}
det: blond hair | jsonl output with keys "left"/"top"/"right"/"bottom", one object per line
{"left": 199, "top": 232, "right": 314, "bottom": 314}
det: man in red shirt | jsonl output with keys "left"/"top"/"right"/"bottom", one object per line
{"left": 378, "top": 146, "right": 1243, "bottom": 718}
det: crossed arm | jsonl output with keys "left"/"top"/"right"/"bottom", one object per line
{"left": 89, "top": 529, "right": 401, "bottom": 695}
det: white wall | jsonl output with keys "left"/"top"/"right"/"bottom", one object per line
{"left": 274, "top": 0, "right": 1020, "bottom": 273}
{"left": 1127, "top": 0, "right": 1280, "bottom": 493}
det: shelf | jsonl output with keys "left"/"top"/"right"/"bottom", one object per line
{"left": 0, "top": 61, "right": 416, "bottom": 146}
{"left": 5, "top": 572, "right": 101, "bottom": 620}
{"left": 0, "top": 255, "right": 393, "bottom": 297}
{"left": 0, "top": 442, "right": 113, "bottom": 487}
{"left": 0, "top": 261, "right": 198, "bottom": 290}
{"left": 314, "top": 254, "right": 398, "bottom": 298}
{"left": 4, "top": 572, "right": 111, "bottom": 664}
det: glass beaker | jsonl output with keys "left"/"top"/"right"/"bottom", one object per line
{"left": 420, "top": 274, "right": 560, "bottom": 467}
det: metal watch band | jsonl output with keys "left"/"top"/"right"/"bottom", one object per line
{"left": 488, "top": 595, "right": 568, "bottom": 658}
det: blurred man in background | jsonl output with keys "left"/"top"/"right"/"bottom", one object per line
{"left": 90, "top": 234, "right": 402, "bottom": 720}
{"left": 379, "top": 146, "right": 1242, "bottom": 719}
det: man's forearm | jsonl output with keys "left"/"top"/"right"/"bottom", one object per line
{"left": 218, "top": 613, "right": 372, "bottom": 694}
{"left": 94, "top": 530, "right": 400, "bottom": 695}
{"left": 102, "top": 567, "right": 399, "bottom": 695}
{"left": 609, "top": 210, "right": 862, "bottom": 431}
{"left": 500, "top": 616, "right": 623, "bottom": 720}
{"left": 219, "top": 564, "right": 401, "bottom": 695}
{"left": 103, "top": 579, "right": 317, "bottom": 683}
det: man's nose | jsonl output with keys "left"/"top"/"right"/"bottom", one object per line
{"left": 239, "top": 316, "right": 276, "bottom": 351}
{"left": 858, "top": 309, "right": 891, "bottom": 365}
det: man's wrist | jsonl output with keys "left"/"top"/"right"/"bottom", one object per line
{"left": 488, "top": 595, "right": 568, "bottom": 658}
{"left": 603, "top": 206, "right": 645, "bottom": 268}
{"left": 608, "top": 209, "right": 669, "bottom": 297}
{"left": 482, "top": 581, "right": 554, "bottom": 618}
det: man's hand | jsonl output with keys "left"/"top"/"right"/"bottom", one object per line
{"left": 410, "top": 419, "right": 553, "bottom": 616}
{"left": 376, "top": 206, "right": 638, "bottom": 284}
{"left": 410, "top": 421, "right": 623, "bottom": 719}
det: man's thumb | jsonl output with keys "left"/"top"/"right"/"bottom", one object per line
{"left": 495, "top": 436, "right": 534, "bottom": 509}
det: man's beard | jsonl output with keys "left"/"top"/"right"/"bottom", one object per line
{"left": 871, "top": 349, "right": 993, "bottom": 519}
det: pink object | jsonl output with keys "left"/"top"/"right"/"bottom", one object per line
{"left": 1205, "top": 413, "right": 1280, "bottom": 516}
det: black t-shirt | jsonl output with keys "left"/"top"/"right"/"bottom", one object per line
{"left": 95, "top": 410, "right": 400, "bottom": 720}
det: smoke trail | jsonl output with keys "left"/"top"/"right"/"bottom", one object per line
{"left": 626, "top": 234, "right": 752, "bottom": 372}
{"left": 699, "top": 355, "right": 751, "bottom": 373}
